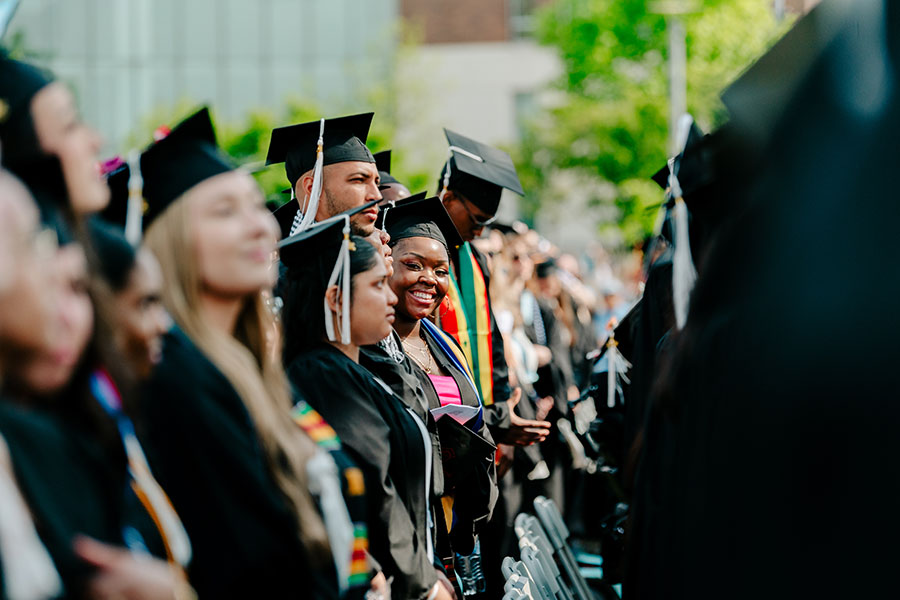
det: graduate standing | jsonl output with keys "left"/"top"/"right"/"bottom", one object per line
{"left": 137, "top": 107, "right": 345, "bottom": 598}
{"left": 279, "top": 217, "right": 453, "bottom": 600}
{"left": 266, "top": 114, "right": 383, "bottom": 238}
{"left": 373, "top": 195, "right": 499, "bottom": 587}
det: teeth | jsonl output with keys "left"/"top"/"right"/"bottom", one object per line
{"left": 411, "top": 291, "right": 434, "bottom": 300}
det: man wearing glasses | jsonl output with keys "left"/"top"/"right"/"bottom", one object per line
{"left": 437, "top": 129, "right": 551, "bottom": 446}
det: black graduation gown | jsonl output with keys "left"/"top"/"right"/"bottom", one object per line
{"left": 360, "top": 332, "right": 445, "bottom": 498}
{"left": 0, "top": 400, "right": 150, "bottom": 599}
{"left": 286, "top": 344, "right": 437, "bottom": 600}
{"left": 363, "top": 328, "right": 498, "bottom": 561}
{"left": 140, "top": 327, "right": 337, "bottom": 599}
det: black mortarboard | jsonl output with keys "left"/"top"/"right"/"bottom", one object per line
{"left": 265, "top": 113, "right": 376, "bottom": 187}
{"left": 139, "top": 107, "right": 233, "bottom": 227}
{"left": 278, "top": 199, "right": 381, "bottom": 269}
{"left": 383, "top": 194, "right": 462, "bottom": 252}
{"left": 374, "top": 190, "right": 426, "bottom": 230}
{"left": 438, "top": 128, "right": 523, "bottom": 215}
{"left": 374, "top": 149, "right": 398, "bottom": 185}
{"left": 0, "top": 51, "right": 54, "bottom": 165}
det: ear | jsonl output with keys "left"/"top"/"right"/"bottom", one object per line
{"left": 324, "top": 284, "right": 342, "bottom": 314}
{"left": 298, "top": 172, "right": 315, "bottom": 204}
{"left": 441, "top": 189, "right": 456, "bottom": 207}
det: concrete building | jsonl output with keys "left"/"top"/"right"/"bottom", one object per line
{"left": 7, "top": 0, "right": 397, "bottom": 151}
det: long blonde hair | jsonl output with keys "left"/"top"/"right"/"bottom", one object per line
{"left": 144, "top": 195, "right": 330, "bottom": 561}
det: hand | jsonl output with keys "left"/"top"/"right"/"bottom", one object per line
{"left": 535, "top": 396, "right": 554, "bottom": 422}
{"left": 496, "top": 444, "right": 515, "bottom": 479}
{"left": 499, "top": 388, "right": 551, "bottom": 446}
{"left": 74, "top": 536, "right": 193, "bottom": 600}
{"left": 435, "top": 568, "right": 457, "bottom": 600}
{"left": 367, "top": 571, "right": 390, "bottom": 600}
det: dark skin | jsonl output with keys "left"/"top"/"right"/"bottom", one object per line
{"left": 440, "top": 189, "right": 494, "bottom": 243}
{"left": 380, "top": 182, "right": 411, "bottom": 204}
{"left": 391, "top": 237, "right": 549, "bottom": 445}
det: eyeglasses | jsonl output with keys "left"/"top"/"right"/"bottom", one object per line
{"left": 458, "top": 195, "right": 498, "bottom": 228}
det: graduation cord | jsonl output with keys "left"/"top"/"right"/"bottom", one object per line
{"left": 88, "top": 369, "right": 192, "bottom": 569}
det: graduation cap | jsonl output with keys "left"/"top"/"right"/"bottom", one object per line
{"left": 382, "top": 193, "right": 463, "bottom": 252}
{"left": 0, "top": 51, "right": 54, "bottom": 165}
{"left": 278, "top": 200, "right": 379, "bottom": 345}
{"left": 374, "top": 190, "right": 425, "bottom": 230}
{"left": 374, "top": 149, "right": 399, "bottom": 185}
{"left": 266, "top": 113, "right": 375, "bottom": 234}
{"left": 139, "top": 107, "right": 233, "bottom": 228}
{"left": 438, "top": 128, "right": 523, "bottom": 216}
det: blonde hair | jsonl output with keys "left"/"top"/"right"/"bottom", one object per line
{"left": 144, "top": 195, "right": 330, "bottom": 561}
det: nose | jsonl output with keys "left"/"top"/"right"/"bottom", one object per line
{"left": 367, "top": 180, "right": 383, "bottom": 202}
{"left": 386, "top": 286, "right": 398, "bottom": 307}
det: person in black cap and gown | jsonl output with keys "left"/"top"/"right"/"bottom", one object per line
{"left": 279, "top": 214, "right": 455, "bottom": 600}
{"left": 137, "top": 107, "right": 351, "bottom": 598}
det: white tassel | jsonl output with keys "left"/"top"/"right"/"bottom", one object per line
{"left": 671, "top": 194, "right": 696, "bottom": 330}
{"left": 124, "top": 150, "right": 143, "bottom": 246}
{"left": 324, "top": 216, "right": 352, "bottom": 345}
{"left": 669, "top": 114, "right": 697, "bottom": 330}
{"left": 296, "top": 118, "right": 326, "bottom": 234}
{"left": 605, "top": 333, "right": 632, "bottom": 408}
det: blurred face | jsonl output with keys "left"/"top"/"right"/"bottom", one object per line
{"left": 390, "top": 237, "right": 450, "bottom": 323}
{"left": 0, "top": 176, "right": 60, "bottom": 358}
{"left": 316, "top": 161, "right": 382, "bottom": 236}
{"left": 442, "top": 190, "right": 494, "bottom": 242}
{"left": 380, "top": 182, "right": 411, "bottom": 203}
{"left": 509, "top": 240, "right": 534, "bottom": 282}
{"left": 30, "top": 82, "right": 108, "bottom": 215}
{"left": 112, "top": 249, "right": 171, "bottom": 379}
{"left": 13, "top": 244, "right": 93, "bottom": 396}
{"left": 346, "top": 255, "right": 397, "bottom": 347}
{"left": 189, "top": 171, "right": 280, "bottom": 298}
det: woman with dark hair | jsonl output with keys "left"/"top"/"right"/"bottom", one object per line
{"left": 88, "top": 220, "right": 170, "bottom": 381}
{"left": 139, "top": 107, "right": 360, "bottom": 598}
{"left": 363, "top": 196, "right": 499, "bottom": 590}
{"left": 280, "top": 214, "right": 454, "bottom": 600}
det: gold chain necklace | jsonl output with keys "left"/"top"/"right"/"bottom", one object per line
{"left": 401, "top": 332, "right": 435, "bottom": 374}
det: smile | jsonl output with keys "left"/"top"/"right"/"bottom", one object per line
{"left": 408, "top": 290, "right": 435, "bottom": 303}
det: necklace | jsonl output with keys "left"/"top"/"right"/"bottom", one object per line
{"left": 401, "top": 330, "right": 435, "bottom": 374}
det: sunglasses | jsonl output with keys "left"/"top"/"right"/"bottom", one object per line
{"left": 458, "top": 196, "right": 497, "bottom": 227}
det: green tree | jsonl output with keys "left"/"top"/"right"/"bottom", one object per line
{"left": 516, "top": 0, "right": 788, "bottom": 246}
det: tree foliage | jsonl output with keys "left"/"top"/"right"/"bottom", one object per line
{"left": 516, "top": 0, "right": 789, "bottom": 246}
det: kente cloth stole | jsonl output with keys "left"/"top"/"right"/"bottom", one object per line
{"left": 439, "top": 242, "right": 495, "bottom": 405}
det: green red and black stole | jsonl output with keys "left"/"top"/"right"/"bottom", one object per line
{"left": 292, "top": 401, "right": 370, "bottom": 588}
{"left": 439, "top": 242, "right": 495, "bottom": 405}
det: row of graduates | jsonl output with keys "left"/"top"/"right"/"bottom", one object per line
{"left": 0, "top": 45, "right": 580, "bottom": 600}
